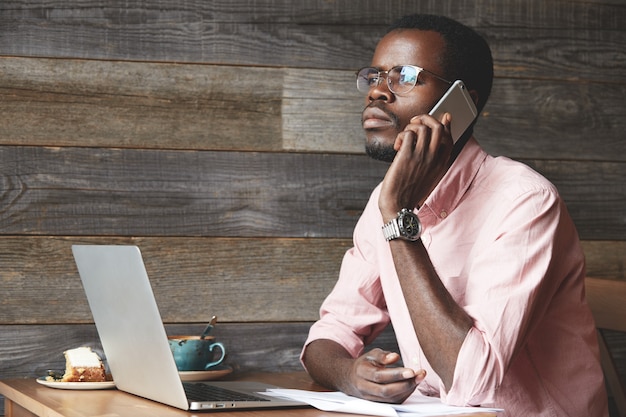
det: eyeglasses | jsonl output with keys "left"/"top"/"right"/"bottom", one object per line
{"left": 355, "top": 65, "right": 452, "bottom": 95}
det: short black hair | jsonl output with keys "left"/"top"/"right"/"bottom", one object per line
{"left": 387, "top": 14, "right": 493, "bottom": 114}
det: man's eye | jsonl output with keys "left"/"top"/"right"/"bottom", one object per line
{"left": 367, "top": 76, "right": 379, "bottom": 85}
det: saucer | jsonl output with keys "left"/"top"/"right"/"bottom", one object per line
{"left": 178, "top": 365, "right": 233, "bottom": 381}
{"left": 37, "top": 377, "right": 116, "bottom": 390}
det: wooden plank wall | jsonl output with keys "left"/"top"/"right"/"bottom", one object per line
{"left": 0, "top": 0, "right": 625, "bottom": 414}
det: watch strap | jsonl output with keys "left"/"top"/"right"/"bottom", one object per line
{"left": 382, "top": 217, "right": 401, "bottom": 241}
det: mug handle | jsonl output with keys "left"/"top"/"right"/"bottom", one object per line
{"left": 204, "top": 342, "right": 226, "bottom": 370}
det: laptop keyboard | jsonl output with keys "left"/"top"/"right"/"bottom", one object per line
{"left": 183, "top": 383, "right": 270, "bottom": 402}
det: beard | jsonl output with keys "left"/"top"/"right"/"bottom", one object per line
{"left": 365, "top": 139, "right": 397, "bottom": 162}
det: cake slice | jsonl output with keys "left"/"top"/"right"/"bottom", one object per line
{"left": 61, "top": 347, "right": 106, "bottom": 382}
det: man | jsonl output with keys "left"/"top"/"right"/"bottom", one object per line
{"left": 301, "top": 14, "right": 608, "bottom": 416}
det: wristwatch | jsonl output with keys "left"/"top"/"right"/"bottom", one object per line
{"left": 382, "top": 208, "right": 422, "bottom": 241}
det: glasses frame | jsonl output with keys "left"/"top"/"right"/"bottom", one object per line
{"left": 356, "top": 65, "right": 452, "bottom": 95}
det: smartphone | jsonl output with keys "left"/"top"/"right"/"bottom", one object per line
{"left": 428, "top": 80, "right": 477, "bottom": 143}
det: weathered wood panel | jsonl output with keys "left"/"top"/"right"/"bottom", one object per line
{"left": 0, "top": 236, "right": 349, "bottom": 324}
{"left": 0, "top": 0, "right": 624, "bottom": 82}
{"left": 0, "top": 57, "right": 284, "bottom": 151}
{"left": 582, "top": 241, "right": 626, "bottom": 280}
{"left": 1, "top": 237, "right": 623, "bottom": 326}
{"left": 0, "top": 146, "right": 622, "bottom": 239}
{"left": 475, "top": 79, "right": 626, "bottom": 161}
{"left": 0, "top": 146, "right": 386, "bottom": 238}
{"left": 485, "top": 27, "right": 626, "bottom": 83}
{"left": 1, "top": 58, "right": 625, "bottom": 162}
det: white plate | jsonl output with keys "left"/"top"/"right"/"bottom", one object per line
{"left": 36, "top": 377, "right": 116, "bottom": 390}
{"left": 178, "top": 365, "right": 233, "bottom": 381}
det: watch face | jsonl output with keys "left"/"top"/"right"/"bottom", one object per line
{"left": 399, "top": 211, "right": 421, "bottom": 240}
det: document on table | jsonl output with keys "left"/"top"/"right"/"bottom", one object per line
{"left": 263, "top": 388, "right": 503, "bottom": 417}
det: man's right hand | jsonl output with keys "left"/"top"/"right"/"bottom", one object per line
{"left": 302, "top": 340, "right": 426, "bottom": 404}
{"left": 344, "top": 347, "right": 425, "bottom": 403}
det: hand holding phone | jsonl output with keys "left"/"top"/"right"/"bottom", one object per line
{"left": 428, "top": 80, "right": 477, "bottom": 143}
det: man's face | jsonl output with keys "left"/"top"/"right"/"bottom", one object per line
{"left": 362, "top": 29, "right": 450, "bottom": 162}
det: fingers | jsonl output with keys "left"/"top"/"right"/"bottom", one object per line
{"left": 393, "top": 113, "right": 452, "bottom": 160}
{"left": 357, "top": 365, "right": 424, "bottom": 403}
{"left": 412, "top": 113, "right": 450, "bottom": 149}
{"left": 364, "top": 348, "right": 401, "bottom": 367}
{"left": 350, "top": 349, "right": 426, "bottom": 404}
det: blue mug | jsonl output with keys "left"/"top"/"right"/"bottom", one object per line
{"left": 168, "top": 335, "right": 226, "bottom": 371}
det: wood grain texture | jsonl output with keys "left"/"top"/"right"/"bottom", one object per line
{"left": 0, "top": 0, "right": 624, "bottom": 81}
{"left": 0, "top": 146, "right": 386, "bottom": 238}
{"left": 0, "top": 57, "right": 284, "bottom": 151}
{"left": 0, "top": 236, "right": 349, "bottom": 325}
{"left": 0, "top": 237, "right": 623, "bottom": 326}
{"left": 0, "top": 146, "right": 622, "bottom": 239}
{"left": 1, "top": 58, "right": 625, "bottom": 162}
{"left": 582, "top": 241, "right": 626, "bottom": 279}
{"left": 474, "top": 79, "right": 626, "bottom": 161}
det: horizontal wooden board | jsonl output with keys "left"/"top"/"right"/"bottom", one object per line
{"left": 581, "top": 241, "right": 626, "bottom": 280}
{"left": 0, "top": 236, "right": 349, "bottom": 324}
{"left": 1, "top": 58, "right": 624, "bottom": 162}
{"left": 474, "top": 79, "right": 626, "bottom": 161}
{"left": 0, "top": 57, "right": 284, "bottom": 152}
{"left": 0, "top": 146, "right": 622, "bottom": 239}
{"left": 0, "top": 1, "right": 624, "bottom": 82}
{"left": 0, "top": 146, "right": 385, "bottom": 238}
{"left": 0, "top": 237, "right": 623, "bottom": 326}
{"left": 484, "top": 26, "right": 626, "bottom": 83}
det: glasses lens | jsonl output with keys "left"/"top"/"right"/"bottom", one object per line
{"left": 356, "top": 67, "right": 380, "bottom": 93}
{"left": 389, "top": 66, "right": 420, "bottom": 94}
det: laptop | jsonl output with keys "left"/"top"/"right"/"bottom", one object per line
{"left": 71, "top": 244, "right": 306, "bottom": 411}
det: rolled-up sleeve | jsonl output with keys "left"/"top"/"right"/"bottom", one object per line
{"left": 302, "top": 191, "right": 390, "bottom": 361}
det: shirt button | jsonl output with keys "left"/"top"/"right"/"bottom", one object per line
{"left": 440, "top": 210, "right": 448, "bottom": 219}
{"left": 412, "top": 357, "right": 419, "bottom": 365}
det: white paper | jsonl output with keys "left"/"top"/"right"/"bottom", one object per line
{"left": 262, "top": 388, "right": 503, "bottom": 417}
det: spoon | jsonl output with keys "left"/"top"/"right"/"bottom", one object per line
{"left": 200, "top": 315, "right": 218, "bottom": 339}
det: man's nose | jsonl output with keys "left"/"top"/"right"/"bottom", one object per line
{"left": 368, "top": 77, "right": 393, "bottom": 102}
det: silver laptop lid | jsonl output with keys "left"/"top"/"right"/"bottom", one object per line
{"left": 72, "top": 244, "right": 306, "bottom": 412}
{"left": 72, "top": 244, "right": 189, "bottom": 410}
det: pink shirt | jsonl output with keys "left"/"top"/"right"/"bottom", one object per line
{"left": 303, "top": 138, "right": 608, "bottom": 416}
